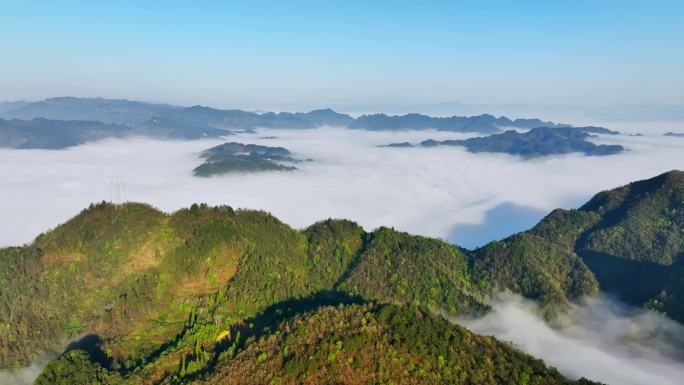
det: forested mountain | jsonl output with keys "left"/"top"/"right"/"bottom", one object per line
{"left": 193, "top": 142, "right": 299, "bottom": 176}
{"left": 529, "top": 170, "right": 684, "bottom": 322}
{"left": 4, "top": 171, "right": 682, "bottom": 383}
{"left": 1, "top": 204, "right": 598, "bottom": 384}
{"left": 415, "top": 126, "right": 624, "bottom": 157}
{"left": 35, "top": 304, "right": 600, "bottom": 385}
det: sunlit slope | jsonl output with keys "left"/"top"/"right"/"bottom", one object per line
{"left": 190, "top": 304, "right": 600, "bottom": 385}
{"left": 337, "top": 227, "right": 486, "bottom": 314}
{"left": 35, "top": 304, "right": 602, "bottom": 385}
{"left": 470, "top": 233, "right": 599, "bottom": 316}
{"left": 529, "top": 170, "right": 684, "bottom": 321}
{"left": 0, "top": 202, "right": 597, "bottom": 378}
{"left": 4, "top": 170, "right": 682, "bottom": 382}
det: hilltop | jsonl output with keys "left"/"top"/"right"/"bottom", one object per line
{"left": 530, "top": 170, "right": 684, "bottom": 321}
{"left": 3, "top": 170, "right": 683, "bottom": 383}
{"left": 193, "top": 142, "right": 299, "bottom": 177}
{"left": 1, "top": 202, "right": 598, "bottom": 383}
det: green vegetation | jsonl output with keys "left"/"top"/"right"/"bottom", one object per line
{"left": 193, "top": 156, "right": 296, "bottom": 176}
{"left": 193, "top": 142, "right": 298, "bottom": 177}
{"left": 338, "top": 227, "right": 486, "bottom": 315}
{"left": 34, "top": 350, "right": 120, "bottom": 385}
{"left": 32, "top": 304, "right": 602, "bottom": 385}
{"left": 526, "top": 170, "right": 684, "bottom": 322}
{"left": 471, "top": 233, "right": 599, "bottom": 315}
{"left": 0, "top": 201, "right": 597, "bottom": 382}
{"left": 198, "top": 304, "right": 601, "bottom": 385}
{"left": 2, "top": 170, "right": 683, "bottom": 383}
{"left": 578, "top": 170, "right": 684, "bottom": 265}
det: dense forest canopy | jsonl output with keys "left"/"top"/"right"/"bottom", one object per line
{"left": 1, "top": 170, "right": 682, "bottom": 384}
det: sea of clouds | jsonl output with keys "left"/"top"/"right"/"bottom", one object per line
{"left": 0, "top": 125, "right": 683, "bottom": 384}
{"left": 0, "top": 125, "right": 682, "bottom": 249}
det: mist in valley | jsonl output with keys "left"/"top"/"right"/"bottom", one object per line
{"left": 458, "top": 294, "right": 684, "bottom": 385}
{"left": 1, "top": 125, "right": 683, "bottom": 385}
{"left": 0, "top": 126, "right": 681, "bottom": 249}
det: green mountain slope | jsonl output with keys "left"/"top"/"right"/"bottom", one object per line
{"left": 470, "top": 233, "right": 599, "bottom": 315}
{"left": 0, "top": 203, "right": 597, "bottom": 382}
{"left": 193, "top": 304, "right": 599, "bottom": 385}
{"left": 35, "top": 304, "right": 601, "bottom": 385}
{"left": 338, "top": 227, "right": 486, "bottom": 315}
{"left": 577, "top": 170, "right": 684, "bottom": 264}
{"left": 193, "top": 142, "right": 299, "bottom": 177}
{"left": 528, "top": 170, "right": 684, "bottom": 321}
{"left": 4, "top": 170, "right": 684, "bottom": 383}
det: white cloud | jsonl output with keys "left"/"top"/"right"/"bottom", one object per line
{"left": 0, "top": 126, "right": 683, "bottom": 383}
{"left": 0, "top": 127, "right": 682, "bottom": 248}
{"left": 0, "top": 353, "right": 56, "bottom": 385}
{"left": 457, "top": 295, "right": 684, "bottom": 385}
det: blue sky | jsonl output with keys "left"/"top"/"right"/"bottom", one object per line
{"left": 1, "top": 1, "right": 682, "bottom": 110}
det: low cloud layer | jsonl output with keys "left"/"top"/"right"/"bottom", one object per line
{"left": 0, "top": 126, "right": 683, "bottom": 382}
{"left": 1, "top": 126, "right": 682, "bottom": 248}
{"left": 458, "top": 295, "right": 684, "bottom": 385}
{"left": 0, "top": 353, "right": 56, "bottom": 385}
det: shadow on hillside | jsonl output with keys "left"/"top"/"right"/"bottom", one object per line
{"left": 448, "top": 202, "right": 546, "bottom": 249}
{"left": 63, "top": 333, "right": 112, "bottom": 369}
{"left": 580, "top": 250, "right": 670, "bottom": 305}
{"left": 182, "top": 290, "right": 367, "bottom": 381}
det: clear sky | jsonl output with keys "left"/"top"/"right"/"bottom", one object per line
{"left": 1, "top": 0, "right": 682, "bottom": 110}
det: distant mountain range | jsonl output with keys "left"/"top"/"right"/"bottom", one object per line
{"left": 0, "top": 100, "right": 30, "bottom": 114}
{"left": 0, "top": 96, "right": 592, "bottom": 150}
{"left": 404, "top": 126, "right": 625, "bottom": 157}
{"left": 0, "top": 118, "right": 128, "bottom": 149}
{"left": 0, "top": 96, "right": 179, "bottom": 125}
{"left": 4, "top": 170, "right": 683, "bottom": 383}
{"left": 348, "top": 112, "right": 563, "bottom": 133}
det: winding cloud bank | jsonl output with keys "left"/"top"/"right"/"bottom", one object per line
{"left": 459, "top": 295, "right": 684, "bottom": 385}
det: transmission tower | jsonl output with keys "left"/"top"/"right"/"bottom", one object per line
{"left": 110, "top": 176, "right": 127, "bottom": 204}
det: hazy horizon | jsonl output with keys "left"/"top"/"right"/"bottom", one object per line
{"left": 3, "top": 95, "right": 683, "bottom": 131}
{"left": 2, "top": 1, "right": 683, "bottom": 109}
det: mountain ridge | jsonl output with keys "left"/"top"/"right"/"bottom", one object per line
{"left": 384, "top": 126, "right": 624, "bottom": 157}
{"left": 3, "top": 170, "right": 683, "bottom": 383}
{"left": 0, "top": 97, "right": 611, "bottom": 150}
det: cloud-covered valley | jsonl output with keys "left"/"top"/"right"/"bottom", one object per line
{"left": 1, "top": 125, "right": 684, "bottom": 385}
{"left": 0, "top": 126, "right": 682, "bottom": 249}
{"left": 458, "top": 295, "right": 684, "bottom": 385}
